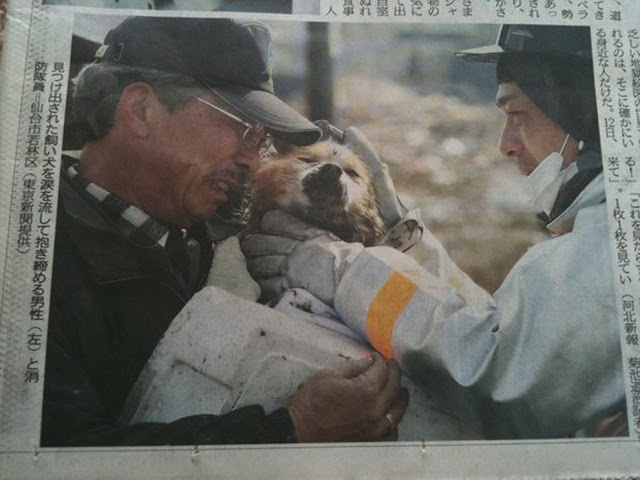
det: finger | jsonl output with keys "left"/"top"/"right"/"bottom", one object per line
{"left": 386, "top": 359, "right": 402, "bottom": 389}
{"left": 355, "top": 353, "right": 391, "bottom": 391}
{"left": 261, "top": 210, "right": 333, "bottom": 240}
{"left": 363, "top": 412, "right": 397, "bottom": 441}
{"left": 327, "top": 355, "right": 375, "bottom": 380}
{"left": 241, "top": 234, "right": 299, "bottom": 257}
{"left": 367, "top": 388, "right": 409, "bottom": 441}
{"left": 314, "top": 120, "right": 344, "bottom": 142}
{"left": 389, "top": 387, "right": 410, "bottom": 425}
{"left": 342, "top": 126, "right": 368, "bottom": 148}
{"left": 374, "top": 360, "right": 403, "bottom": 413}
{"left": 342, "top": 127, "right": 382, "bottom": 170}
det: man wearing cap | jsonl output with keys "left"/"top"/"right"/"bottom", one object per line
{"left": 42, "top": 16, "right": 408, "bottom": 446}
{"left": 243, "top": 24, "right": 626, "bottom": 438}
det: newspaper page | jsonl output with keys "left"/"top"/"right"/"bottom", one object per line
{"left": 0, "top": 0, "right": 639, "bottom": 478}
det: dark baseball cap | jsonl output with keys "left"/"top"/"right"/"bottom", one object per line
{"left": 455, "top": 24, "right": 592, "bottom": 63}
{"left": 95, "top": 16, "right": 321, "bottom": 146}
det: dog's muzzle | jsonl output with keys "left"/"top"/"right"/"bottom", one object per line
{"left": 302, "top": 164, "right": 346, "bottom": 206}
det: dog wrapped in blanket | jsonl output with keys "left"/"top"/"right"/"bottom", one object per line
{"left": 251, "top": 135, "right": 385, "bottom": 247}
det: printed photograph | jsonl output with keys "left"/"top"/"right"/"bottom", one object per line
{"left": 42, "top": 12, "right": 627, "bottom": 447}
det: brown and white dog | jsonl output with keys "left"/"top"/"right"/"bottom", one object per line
{"left": 251, "top": 140, "right": 385, "bottom": 246}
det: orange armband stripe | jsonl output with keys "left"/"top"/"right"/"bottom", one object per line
{"left": 366, "top": 271, "right": 418, "bottom": 359}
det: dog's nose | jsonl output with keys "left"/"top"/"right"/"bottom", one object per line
{"left": 316, "top": 163, "right": 342, "bottom": 181}
{"left": 303, "top": 163, "right": 345, "bottom": 205}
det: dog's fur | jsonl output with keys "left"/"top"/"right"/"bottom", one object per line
{"left": 251, "top": 140, "right": 385, "bottom": 246}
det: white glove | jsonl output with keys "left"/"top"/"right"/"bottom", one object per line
{"left": 241, "top": 210, "right": 364, "bottom": 304}
{"left": 315, "top": 121, "right": 424, "bottom": 252}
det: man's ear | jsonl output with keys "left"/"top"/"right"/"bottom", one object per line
{"left": 115, "top": 82, "right": 157, "bottom": 138}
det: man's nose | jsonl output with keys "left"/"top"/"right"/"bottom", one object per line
{"left": 498, "top": 118, "right": 524, "bottom": 158}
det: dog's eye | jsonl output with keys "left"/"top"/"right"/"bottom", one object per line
{"left": 297, "top": 156, "right": 315, "bottom": 164}
{"left": 344, "top": 169, "right": 361, "bottom": 179}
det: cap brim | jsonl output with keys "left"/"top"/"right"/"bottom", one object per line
{"left": 212, "top": 86, "right": 321, "bottom": 146}
{"left": 454, "top": 44, "right": 505, "bottom": 63}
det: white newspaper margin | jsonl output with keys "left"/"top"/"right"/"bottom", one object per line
{"left": 0, "top": 0, "right": 638, "bottom": 478}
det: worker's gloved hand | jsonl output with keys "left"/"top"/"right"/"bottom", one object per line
{"left": 314, "top": 120, "right": 424, "bottom": 252}
{"left": 289, "top": 353, "right": 410, "bottom": 442}
{"left": 241, "top": 210, "right": 364, "bottom": 305}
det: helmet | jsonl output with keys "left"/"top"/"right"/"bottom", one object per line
{"left": 455, "top": 24, "right": 592, "bottom": 63}
{"left": 457, "top": 24, "right": 599, "bottom": 149}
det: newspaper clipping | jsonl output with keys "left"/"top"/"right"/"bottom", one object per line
{"left": 0, "top": 0, "right": 639, "bottom": 478}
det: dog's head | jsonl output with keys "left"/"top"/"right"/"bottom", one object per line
{"left": 252, "top": 140, "right": 385, "bottom": 246}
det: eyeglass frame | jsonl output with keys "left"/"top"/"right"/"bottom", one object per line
{"left": 194, "top": 96, "right": 273, "bottom": 154}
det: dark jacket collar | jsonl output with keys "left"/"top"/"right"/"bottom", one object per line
{"left": 58, "top": 175, "right": 170, "bottom": 285}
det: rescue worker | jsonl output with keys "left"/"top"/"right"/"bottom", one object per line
{"left": 243, "top": 24, "right": 627, "bottom": 438}
{"left": 42, "top": 16, "right": 408, "bottom": 446}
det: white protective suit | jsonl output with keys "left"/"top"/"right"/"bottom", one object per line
{"left": 328, "top": 166, "right": 624, "bottom": 439}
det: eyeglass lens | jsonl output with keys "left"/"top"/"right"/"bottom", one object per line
{"left": 194, "top": 96, "right": 272, "bottom": 153}
{"left": 244, "top": 125, "right": 272, "bottom": 153}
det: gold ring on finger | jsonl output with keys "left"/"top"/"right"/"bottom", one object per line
{"left": 384, "top": 413, "right": 395, "bottom": 431}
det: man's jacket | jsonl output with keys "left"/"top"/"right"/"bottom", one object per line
{"left": 41, "top": 174, "right": 294, "bottom": 446}
{"left": 331, "top": 153, "right": 626, "bottom": 438}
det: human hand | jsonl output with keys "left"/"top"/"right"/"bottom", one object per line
{"left": 241, "top": 210, "right": 364, "bottom": 304}
{"left": 289, "top": 353, "right": 409, "bottom": 442}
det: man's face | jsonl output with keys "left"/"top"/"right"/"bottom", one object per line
{"left": 496, "top": 82, "right": 575, "bottom": 175}
{"left": 144, "top": 93, "right": 260, "bottom": 227}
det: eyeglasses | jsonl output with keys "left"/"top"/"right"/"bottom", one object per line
{"left": 195, "top": 97, "right": 272, "bottom": 154}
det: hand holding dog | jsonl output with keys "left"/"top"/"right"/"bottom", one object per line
{"left": 242, "top": 210, "right": 364, "bottom": 304}
{"left": 289, "top": 353, "right": 409, "bottom": 442}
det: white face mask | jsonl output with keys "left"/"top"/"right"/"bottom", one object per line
{"left": 524, "top": 134, "right": 571, "bottom": 215}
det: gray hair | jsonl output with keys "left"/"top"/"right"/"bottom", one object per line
{"left": 72, "top": 62, "right": 208, "bottom": 141}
